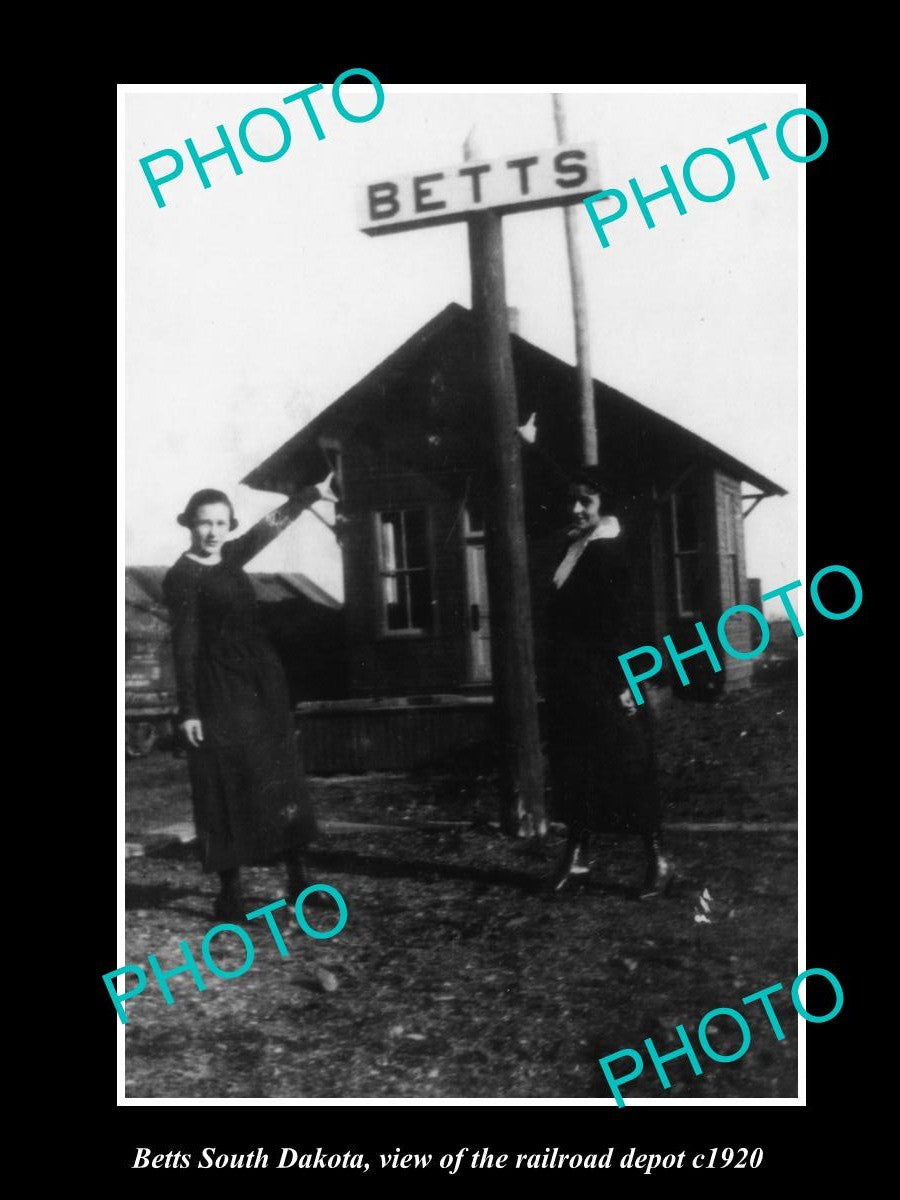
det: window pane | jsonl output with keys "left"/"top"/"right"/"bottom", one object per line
{"left": 404, "top": 510, "right": 429, "bottom": 568}
{"left": 466, "top": 495, "right": 485, "bottom": 534}
{"left": 408, "top": 569, "right": 433, "bottom": 630}
{"left": 380, "top": 512, "right": 401, "bottom": 572}
{"left": 678, "top": 553, "right": 704, "bottom": 614}
{"left": 675, "top": 493, "right": 700, "bottom": 552}
{"left": 385, "top": 576, "right": 409, "bottom": 629}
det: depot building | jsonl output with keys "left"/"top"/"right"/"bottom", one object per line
{"left": 241, "top": 302, "right": 786, "bottom": 772}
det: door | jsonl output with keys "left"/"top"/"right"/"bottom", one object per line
{"left": 464, "top": 504, "right": 491, "bottom": 682}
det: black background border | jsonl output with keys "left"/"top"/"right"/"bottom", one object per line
{"left": 106, "top": 70, "right": 864, "bottom": 1183}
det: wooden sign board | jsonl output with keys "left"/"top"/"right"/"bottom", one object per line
{"left": 358, "top": 143, "right": 601, "bottom": 236}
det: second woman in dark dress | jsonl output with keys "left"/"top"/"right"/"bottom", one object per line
{"left": 163, "top": 484, "right": 327, "bottom": 921}
{"left": 545, "top": 468, "right": 673, "bottom": 896}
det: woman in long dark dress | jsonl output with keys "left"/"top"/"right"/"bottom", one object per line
{"left": 163, "top": 483, "right": 328, "bottom": 922}
{"left": 545, "top": 467, "right": 673, "bottom": 896}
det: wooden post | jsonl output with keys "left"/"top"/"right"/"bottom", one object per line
{"left": 467, "top": 209, "right": 546, "bottom": 837}
{"left": 552, "top": 94, "right": 598, "bottom": 466}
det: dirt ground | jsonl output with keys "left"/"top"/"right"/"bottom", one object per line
{"left": 122, "top": 672, "right": 798, "bottom": 1100}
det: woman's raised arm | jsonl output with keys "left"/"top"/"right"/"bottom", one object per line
{"left": 225, "top": 474, "right": 338, "bottom": 569}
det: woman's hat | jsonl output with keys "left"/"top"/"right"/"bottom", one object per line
{"left": 568, "top": 465, "right": 612, "bottom": 500}
{"left": 177, "top": 488, "right": 239, "bottom": 531}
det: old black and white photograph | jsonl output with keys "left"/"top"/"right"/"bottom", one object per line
{"left": 119, "top": 83, "right": 804, "bottom": 1108}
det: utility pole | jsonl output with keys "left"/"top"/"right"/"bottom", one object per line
{"left": 553, "top": 94, "right": 598, "bottom": 466}
{"left": 468, "top": 208, "right": 546, "bottom": 836}
{"left": 463, "top": 134, "right": 544, "bottom": 836}
{"left": 357, "top": 130, "right": 601, "bottom": 836}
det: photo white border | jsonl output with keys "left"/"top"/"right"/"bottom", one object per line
{"left": 117, "top": 79, "right": 807, "bottom": 1108}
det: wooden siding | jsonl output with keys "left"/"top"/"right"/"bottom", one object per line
{"left": 295, "top": 697, "right": 494, "bottom": 773}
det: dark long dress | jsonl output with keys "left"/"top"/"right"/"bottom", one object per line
{"left": 163, "top": 546, "right": 317, "bottom": 872}
{"left": 545, "top": 533, "right": 660, "bottom": 837}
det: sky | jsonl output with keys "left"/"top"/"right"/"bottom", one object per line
{"left": 119, "top": 85, "right": 801, "bottom": 609}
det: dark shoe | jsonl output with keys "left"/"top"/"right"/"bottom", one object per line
{"left": 212, "top": 868, "right": 247, "bottom": 922}
{"left": 286, "top": 852, "right": 338, "bottom": 910}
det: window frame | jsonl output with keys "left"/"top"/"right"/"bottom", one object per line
{"left": 374, "top": 506, "right": 436, "bottom": 638}
{"left": 671, "top": 491, "right": 703, "bottom": 619}
{"left": 463, "top": 495, "right": 486, "bottom": 538}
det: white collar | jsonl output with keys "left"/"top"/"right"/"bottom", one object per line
{"left": 184, "top": 552, "right": 223, "bottom": 567}
{"left": 553, "top": 516, "right": 621, "bottom": 588}
{"left": 584, "top": 515, "right": 621, "bottom": 541}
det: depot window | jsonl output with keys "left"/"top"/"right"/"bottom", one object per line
{"left": 672, "top": 491, "right": 703, "bottom": 617}
{"left": 376, "top": 509, "right": 434, "bottom": 634}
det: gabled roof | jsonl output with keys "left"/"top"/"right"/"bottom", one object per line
{"left": 243, "top": 302, "right": 787, "bottom": 498}
{"left": 243, "top": 304, "right": 466, "bottom": 494}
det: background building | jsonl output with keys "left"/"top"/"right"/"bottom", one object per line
{"left": 125, "top": 566, "right": 343, "bottom": 756}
